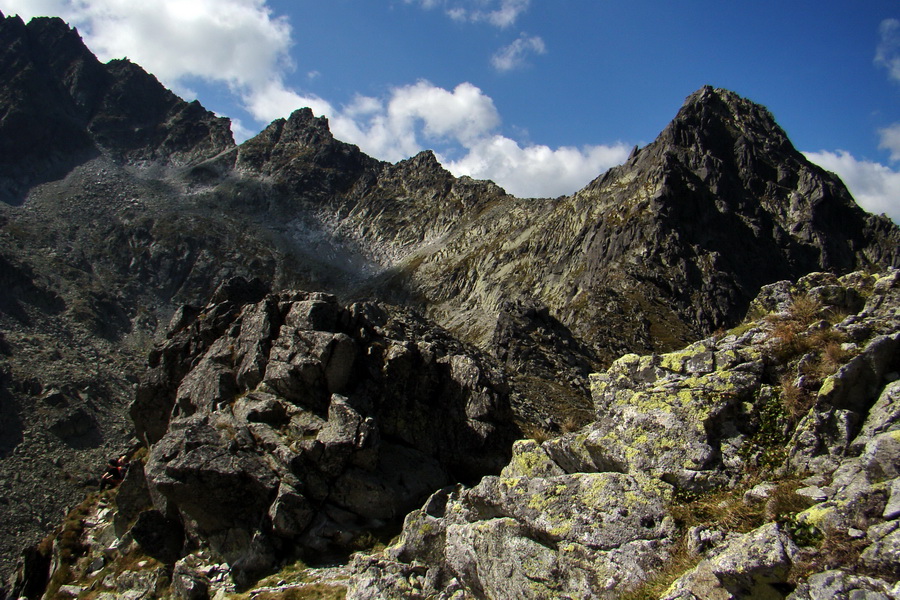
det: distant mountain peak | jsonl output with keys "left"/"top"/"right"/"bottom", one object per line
{"left": 0, "top": 12, "right": 233, "bottom": 203}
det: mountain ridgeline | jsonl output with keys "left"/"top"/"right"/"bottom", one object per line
{"left": 1, "top": 12, "right": 900, "bottom": 598}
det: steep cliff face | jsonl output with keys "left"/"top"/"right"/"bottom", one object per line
{"left": 99, "top": 279, "right": 517, "bottom": 586}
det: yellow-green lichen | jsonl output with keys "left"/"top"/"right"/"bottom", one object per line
{"left": 796, "top": 504, "right": 833, "bottom": 528}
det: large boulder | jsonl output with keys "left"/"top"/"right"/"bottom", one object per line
{"left": 128, "top": 285, "right": 517, "bottom": 578}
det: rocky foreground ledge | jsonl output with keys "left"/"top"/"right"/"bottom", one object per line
{"left": 346, "top": 269, "right": 900, "bottom": 599}
{"left": 8, "top": 270, "right": 900, "bottom": 599}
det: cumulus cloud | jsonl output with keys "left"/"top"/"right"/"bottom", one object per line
{"left": 405, "top": 0, "right": 530, "bottom": 28}
{"left": 491, "top": 34, "right": 546, "bottom": 71}
{"left": 244, "top": 79, "right": 333, "bottom": 125}
{"left": 804, "top": 150, "right": 900, "bottom": 223}
{"left": 876, "top": 18, "right": 900, "bottom": 82}
{"left": 447, "top": 137, "right": 631, "bottom": 198}
{"left": 878, "top": 123, "right": 900, "bottom": 162}
{"left": 323, "top": 80, "right": 628, "bottom": 198}
{"left": 328, "top": 81, "right": 499, "bottom": 162}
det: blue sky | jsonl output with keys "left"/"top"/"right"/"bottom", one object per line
{"left": 4, "top": 1, "right": 900, "bottom": 220}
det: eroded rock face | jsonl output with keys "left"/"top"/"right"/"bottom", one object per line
{"left": 126, "top": 278, "right": 517, "bottom": 581}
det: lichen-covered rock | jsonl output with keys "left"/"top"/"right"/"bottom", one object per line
{"left": 345, "top": 269, "right": 900, "bottom": 599}
{"left": 662, "top": 523, "right": 799, "bottom": 600}
{"left": 581, "top": 339, "right": 763, "bottom": 491}
{"left": 787, "top": 569, "right": 900, "bottom": 600}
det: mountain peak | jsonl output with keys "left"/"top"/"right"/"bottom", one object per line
{"left": 662, "top": 85, "right": 792, "bottom": 160}
{"left": 0, "top": 13, "right": 233, "bottom": 202}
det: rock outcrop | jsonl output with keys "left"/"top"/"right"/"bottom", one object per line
{"left": 22, "top": 269, "right": 900, "bottom": 599}
{"left": 343, "top": 269, "right": 900, "bottom": 599}
{"left": 121, "top": 278, "right": 517, "bottom": 585}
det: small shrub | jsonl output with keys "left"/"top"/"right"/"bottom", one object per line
{"left": 739, "top": 387, "right": 791, "bottom": 473}
{"left": 816, "top": 341, "right": 852, "bottom": 378}
{"left": 787, "top": 295, "right": 823, "bottom": 325}
{"left": 779, "top": 374, "right": 814, "bottom": 424}
{"left": 520, "top": 423, "right": 553, "bottom": 444}
{"left": 561, "top": 415, "right": 582, "bottom": 433}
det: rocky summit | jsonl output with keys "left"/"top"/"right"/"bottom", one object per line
{"left": 1, "top": 12, "right": 900, "bottom": 600}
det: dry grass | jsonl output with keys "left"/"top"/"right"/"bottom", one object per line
{"left": 668, "top": 480, "right": 811, "bottom": 533}
{"left": 560, "top": 415, "right": 583, "bottom": 433}
{"left": 247, "top": 584, "right": 347, "bottom": 600}
{"left": 789, "top": 531, "right": 869, "bottom": 584}
{"left": 787, "top": 295, "right": 823, "bottom": 324}
{"left": 618, "top": 538, "right": 698, "bottom": 600}
{"left": 767, "top": 295, "right": 826, "bottom": 361}
{"left": 816, "top": 341, "right": 852, "bottom": 379}
{"left": 621, "top": 480, "right": 811, "bottom": 600}
{"left": 520, "top": 423, "right": 553, "bottom": 444}
{"left": 779, "top": 373, "right": 815, "bottom": 424}
{"left": 40, "top": 492, "right": 97, "bottom": 597}
{"left": 669, "top": 488, "right": 759, "bottom": 534}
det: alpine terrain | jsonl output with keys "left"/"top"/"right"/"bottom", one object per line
{"left": 1, "top": 12, "right": 900, "bottom": 600}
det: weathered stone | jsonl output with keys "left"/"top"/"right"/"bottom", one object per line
{"left": 113, "top": 461, "right": 154, "bottom": 537}
{"left": 500, "top": 439, "right": 565, "bottom": 479}
{"left": 862, "top": 431, "right": 900, "bottom": 482}
{"left": 444, "top": 518, "right": 559, "bottom": 599}
{"left": 883, "top": 479, "right": 900, "bottom": 519}
{"left": 851, "top": 380, "right": 900, "bottom": 454}
{"left": 268, "top": 484, "right": 314, "bottom": 538}
{"left": 232, "top": 393, "right": 289, "bottom": 426}
{"left": 860, "top": 526, "right": 900, "bottom": 577}
{"left": 662, "top": 523, "right": 798, "bottom": 600}
{"left": 173, "top": 558, "right": 210, "bottom": 600}
{"left": 284, "top": 297, "right": 341, "bottom": 332}
{"left": 788, "top": 569, "right": 899, "bottom": 600}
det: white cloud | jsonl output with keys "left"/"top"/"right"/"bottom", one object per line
{"left": 244, "top": 79, "right": 333, "bottom": 124}
{"left": 878, "top": 123, "right": 900, "bottom": 162}
{"left": 480, "top": 0, "right": 530, "bottom": 28}
{"left": 491, "top": 34, "right": 546, "bottom": 71}
{"left": 404, "top": 0, "right": 442, "bottom": 8}
{"left": 447, "top": 137, "right": 630, "bottom": 198}
{"left": 876, "top": 18, "right": 900, "bottom": 82}
{"left": 804, "top": 150, "right": 900, "bottom": 223}
{"left": 388, "top": 81, "right": 500, "bottom": 143}
{"left": 327, "top": 81, "right": 499, "bottom": 162}
{"left": 404, "top": 0, "right": 530, "bottom": 28}
{"left": 323, "top": 80, "right": 628, "bottom": 198}
{"left": 228, "top": 117, "right": 256, "bottom": 142}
